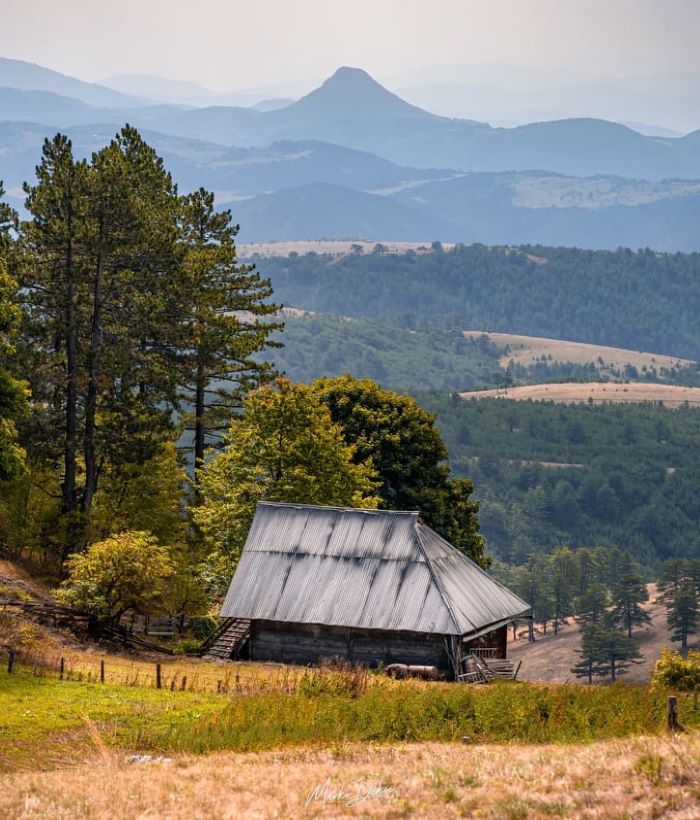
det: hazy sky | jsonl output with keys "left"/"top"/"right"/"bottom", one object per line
{"left": 2, "top": 0, "right": 699, "bottom": 90}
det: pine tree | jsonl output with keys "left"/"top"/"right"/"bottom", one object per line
{"left": 0, "top": 187, "right": 27, "bottom": 480}
{"left": 546, "top": 548, "right": 576, "bottom": 634}
{"left": 512, "top": 559, "right": 543, "bottom": 641}
{"left": 571, "top": 624, "right": 605, "bottom": 683}
{"left": 18, "top": 128, "right": 183, "bottom": 552}
{"left": 574, "top": 583, "right": 610, "bottom": 627}
{"left": 593, "top": 627, "right": 643, "bottom": 682}
{"left": 666, "top": 579, "right": 699, "bottom": 649}
{"left": 177, "top": 189, "right": 281, "bottom": 482}
{"left": 609, "top": 558, "right": 651, "bottom": 637}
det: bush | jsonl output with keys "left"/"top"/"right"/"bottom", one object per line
{"left": 650, "top": 648, "right": 700, "bottom": 691}
{"left": 189, "top": 616, "right": 218, "bottom": 641}
{"left": 55, "top": 531, "right": 174, "bottom": 623}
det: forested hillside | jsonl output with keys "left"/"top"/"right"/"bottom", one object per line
{"left": 270, "top": 312, "right": 700, "bottom": 392}
{"left": 270, "top": 313, "right": 501, "bottom": 391}
{"left": 421, "top": 395, "right": 700, "bottom": 569}
{"left": 257, "top": 244, "right": 700, "bottom": 359}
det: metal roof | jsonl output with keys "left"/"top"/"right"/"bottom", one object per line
{"left": 220, "top": 502, "right": 530, "bottom": 636}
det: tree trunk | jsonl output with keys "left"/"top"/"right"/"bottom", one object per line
{"left": 83, "top": 242, "right": 104, "bottom": 517}
{"left": 193, "top": 354, "right": 206, "bottom": 484}
{"left": 62, "top": 223, "right": 78, "bottom": 517}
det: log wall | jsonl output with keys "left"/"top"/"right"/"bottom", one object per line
{"left": 250, "top": 620, "right": 451, "bottom": 671}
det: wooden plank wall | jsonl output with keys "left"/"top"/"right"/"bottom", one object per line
{"left": 251, "top": 620, "right": 450, "bottom": 670}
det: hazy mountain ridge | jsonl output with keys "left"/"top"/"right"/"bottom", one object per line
{"left": 0, "top": 57, "right": 150, "bottom": 107}
{"left": 2, "top": 60, "right": 700, "bottom": 180}
{"left": 3, "top": 59, "right": 700, "bottom": 248}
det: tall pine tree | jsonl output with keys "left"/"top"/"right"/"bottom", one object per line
{"left": 18, "top": 128, "right": 182, "bottom": 553}
{"left": 177, "top": 188, "right": 280, "bottom": 481}
{"left": 609, "top": 556, "right": 651, "bottom": 637}
{"left": 0, "top": 184, "right": 27, "bottom": 480}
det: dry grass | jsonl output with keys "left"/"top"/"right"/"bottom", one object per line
{"left": 1, "top": 733, "right": 699, "bottom": 818}
{"left": 462, "top": 331, "right": 694, "bottom": 372}
{"left": 13, "top": 641, "right": 358, "bottom": 696}
{"left": 459, "top": 382, "right": 700, "bottom": 407}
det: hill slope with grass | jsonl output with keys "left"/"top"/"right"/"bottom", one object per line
{"left": 509, "top": 584, "right": 698, "bottom": 685}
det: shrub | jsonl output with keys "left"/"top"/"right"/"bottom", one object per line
{"left": 189, "top": 615, "right": 218, "bottom": 641}
{"left": 650, "top": 648, "right": 700, "bottom": 691}
{"left": 55, "top": 531, "right": 174, "bottom": 623}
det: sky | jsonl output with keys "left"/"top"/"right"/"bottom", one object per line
{"left": 1, "top": 0, "right": 699, "bottom": 91}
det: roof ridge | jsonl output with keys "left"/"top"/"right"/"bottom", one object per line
{"left": 413, "top": 522, "right": 462, "bottom": 634}
{"left": 257, "top": 501, "right": 420, "bottom": 515}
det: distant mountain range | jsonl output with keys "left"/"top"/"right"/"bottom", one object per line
{"left": 2, "top": 57, "right": 700, "bottom": 249}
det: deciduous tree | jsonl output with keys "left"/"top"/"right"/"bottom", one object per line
{"left": 194, "top": 378, "right": 378, "bottom": 564}
{"left": 55, "top": 531, "right": 175, "bottom": 628}
{"left": 313, "top": 375, "right": 487, "bottom": 566}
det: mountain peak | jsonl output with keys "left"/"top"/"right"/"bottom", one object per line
{"left": 325, "top": 66, "right": 382, "bottom": 88}
{"left": 287, "top": 66, "right": 433, "bottom": 121}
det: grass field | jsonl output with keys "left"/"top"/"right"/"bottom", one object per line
{"left": 2, "top": 733, "right": 700, "bottom": 818}
{"left": 462, "top": 331, "right": 694, "bottom": 372}
{"left": 459, "top": 382, "right": 700, "bottom": 406}
{"left": 2, "top": 666, "right": 699, "bottom": 768}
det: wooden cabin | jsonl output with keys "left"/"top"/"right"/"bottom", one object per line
{"left": 212, "top": 502, "right": 530, "bottom": 680}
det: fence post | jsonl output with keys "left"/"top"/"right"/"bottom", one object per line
{"left": 100, "top": 659, "right": 105, "bottom": 684}
{"left": 60, "top": 657, "right": 64, "bottom": 680}
{"left": 156, "top": 663, "right": 162, "bottom": 689}
{"left": 7, "top": 649, "right": 15, "bottom": 674}
{"left": 667, "top": 695, "right": 685, "bottom": 733}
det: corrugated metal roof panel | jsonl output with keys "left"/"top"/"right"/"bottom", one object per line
{"left": 417, "top": 524, "right": 531, "bottom": 633}
{"left": 220, "top": 502, "right": 530, "bottom": 636}
{"left": 222, "top": 552, "right": 455, "bottom": 633}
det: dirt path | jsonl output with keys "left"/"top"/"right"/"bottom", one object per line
{"left": 0, "top": 559, "right": 53, "bottom": 601}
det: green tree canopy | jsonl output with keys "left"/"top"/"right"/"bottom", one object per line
{"left": 0, "top": 181, "right": 27, "bottom": 481}
{"left": 574, "top": 583, "right": 610, "bottom": 628}
{"left": 313, "top": 375, "right": 486, "bottom": 566}
{"left": 609, "top": 558, "right": 651, "bottom": 637}
{"left": 55, "top": 531, "right": 175, "bottom": 624}
{"left": 0, "top": 257, "right": 28, "bottom": 481}
{"left": 17, "top": 128, "right": 181, "bottom": 552}
{"left": 194, "top": 378, "right": 379, "bottom": 564}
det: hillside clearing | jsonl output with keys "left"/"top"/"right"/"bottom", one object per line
{"left": 459, "top": 382, "right": 700, "bottom": 406}
{"left": 239, "top": 240, "right": 456, "bottom": 257}
{"left": 2, "top": 735, "right": 699, "bottom": 818}
{"left": 509, "top": 585, "right": 699, "bottom": 685}
{"left": 462, "top": 330, "right": 695, "bottom": 372}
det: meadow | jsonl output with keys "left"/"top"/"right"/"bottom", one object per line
{"left": 3, "top": 662, "right": 700, "bottom": 768}
{"left": 2, "top": 664, "right": 700, "bottom": 817}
